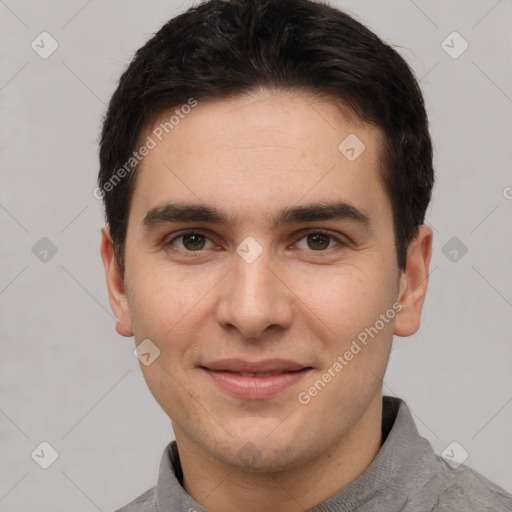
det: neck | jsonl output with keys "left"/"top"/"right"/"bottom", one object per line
{"left": 174, "top": 394, "right": 384, "bottom": 512}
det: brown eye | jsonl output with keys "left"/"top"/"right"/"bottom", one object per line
{"left": 181, "top": 233, "right": 206, "bottom": 250}
{"left": 294, "top": 230, "right": 348, "bottom": 253}
{"left": 306, "top": 233, "right": 331, "bottom": 250}
{"left": 166, "top": 231, "right": 213, "bottom": 253}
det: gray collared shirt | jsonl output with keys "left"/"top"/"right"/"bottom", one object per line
{"left": 115, "top": 396, "right": 512, "bottom": 511}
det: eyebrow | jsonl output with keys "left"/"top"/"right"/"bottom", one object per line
{"left": 141, "top": 200, "right": 372, "bottom": 231}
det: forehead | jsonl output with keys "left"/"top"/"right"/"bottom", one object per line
{"left": 130, "top": 90, "right": 390, "bottom": 228}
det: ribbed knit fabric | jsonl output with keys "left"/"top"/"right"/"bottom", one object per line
{"left": 115, "top": 396, "right": 512, "bottom": 511}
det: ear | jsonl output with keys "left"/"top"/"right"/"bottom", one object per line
{"left": 100, "top": 226, "right": 134, "bottom": 337}
{"left": 394, "top": 224, "right": 433, "bottom": 337}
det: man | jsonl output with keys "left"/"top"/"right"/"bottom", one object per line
{"left": 97, "top": 0, "right": 512, "bottom": 510}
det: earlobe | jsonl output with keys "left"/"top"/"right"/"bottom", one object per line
{"left": 393, "top": 225, "right": 433, "bottom": 337}
{"left": 100, "top": 226, "right": 134, "bottom": 337}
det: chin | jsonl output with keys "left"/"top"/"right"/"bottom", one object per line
{"left": 203, "top": 429, "right": 311, "bottom": 473}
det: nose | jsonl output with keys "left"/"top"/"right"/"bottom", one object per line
{"left": 215, "top": 247, "right": 294, "bottom": 339}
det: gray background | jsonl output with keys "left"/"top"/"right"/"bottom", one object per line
{"left": 1, "top": 0, "right": 511, "bottom": 510}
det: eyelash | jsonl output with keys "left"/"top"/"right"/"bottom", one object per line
{"left": 164, "top": 229, "right": 348, "bottom": 256}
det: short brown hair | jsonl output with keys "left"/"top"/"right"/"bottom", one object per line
{"left": 98, "top": 0, "right": 434, "bottom": 272}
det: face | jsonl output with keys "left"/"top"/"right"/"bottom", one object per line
{"left": 102, "top": 89, "right": 431, "bottom": 472}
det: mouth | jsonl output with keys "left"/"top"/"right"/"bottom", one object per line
{"left": 227, "top": 370, "right": 301, "bottom": 378}
{"left": 200, "top": 359, "right": 312, "bottom": 399}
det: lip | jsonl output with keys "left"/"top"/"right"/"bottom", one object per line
{"left": 200, "top": 359, "right": 312, "bottom": 399}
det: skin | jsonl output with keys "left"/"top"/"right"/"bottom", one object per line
{"left": 101, "top": 89, "right": 432, "bottom": 512}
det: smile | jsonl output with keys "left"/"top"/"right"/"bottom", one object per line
{"left": 200, "top": 359, "right": 312, "bottom": 399}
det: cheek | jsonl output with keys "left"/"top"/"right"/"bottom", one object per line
{"left": 293, "top": 262, "right": 397, "bottom": 342}
{"left": 126, "top": 261, "right": 214, "bottom": 341}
